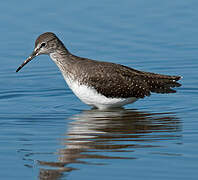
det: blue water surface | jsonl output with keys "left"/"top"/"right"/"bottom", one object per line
{"left": 0, "top": 0, "right": 198, "bottom": 179}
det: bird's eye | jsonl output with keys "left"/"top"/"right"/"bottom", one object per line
{"left": 40, "top": 42, "right": 46, "bottom": 48}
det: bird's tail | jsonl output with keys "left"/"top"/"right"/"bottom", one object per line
{"left": 141, "top": 72, "right": 182, "bottom": 94}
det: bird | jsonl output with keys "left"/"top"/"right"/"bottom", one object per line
{"left": 16, "top": 32, "right": 181, "bottom": 109}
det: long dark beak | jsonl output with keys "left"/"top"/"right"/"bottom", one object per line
{"left": 16, "top": 50, "right": 38, "bottom": 72}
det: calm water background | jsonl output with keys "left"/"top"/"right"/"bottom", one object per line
{"left": 0, "top": 0, "right": 198, "bottom": 179}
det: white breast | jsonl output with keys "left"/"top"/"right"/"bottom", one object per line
{"left": 62, "top": 74, "right": 137, "bottom": 109}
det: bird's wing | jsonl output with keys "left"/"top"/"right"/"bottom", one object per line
{"left": 72, "top": 57, "right": 181, "bottom": 98}
{"left": 81, "top": 61, "right": 181, "bottom": 98}
{"left": 82, "top": 62, "right": 151, "bottom": 98}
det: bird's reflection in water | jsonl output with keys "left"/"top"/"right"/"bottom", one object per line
{"left": 39, "top": 108, "right": 181, "bottom": 180}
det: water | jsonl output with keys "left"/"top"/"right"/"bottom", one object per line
{"left": 0, "top": 0, "right": 198, "bottom": 179}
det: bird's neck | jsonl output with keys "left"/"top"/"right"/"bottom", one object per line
{"left": 49, "top": 47, "right": 76, "bottom": 77}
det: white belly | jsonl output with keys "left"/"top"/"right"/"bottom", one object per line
{"left": 63, "top": 75, "right": 137, "bottom": 109}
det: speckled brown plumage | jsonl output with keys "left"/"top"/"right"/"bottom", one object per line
{"left": 61, "top": 54, "right": 181, "bottom": 99}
